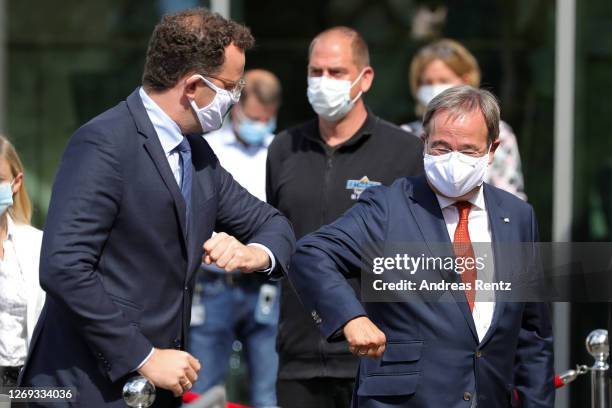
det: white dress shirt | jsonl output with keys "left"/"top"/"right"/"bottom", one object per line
{"left": 435, "top": 186, "right": 496, "bottom": 343}
{"left": 204, "top": 120, "right": 272, "bottom": 202}
{"left": 137, "top": 88, "right": 275, "bottom": 370}
{"left": 0, "top": 216, "right": 28, "bottom": 366}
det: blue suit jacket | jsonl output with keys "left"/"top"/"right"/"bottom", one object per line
{"left": 288, "top": 175, "right": 554, "bottom": 408}
{"left": 20, "top": 89, "right": 295, "bottom": 407}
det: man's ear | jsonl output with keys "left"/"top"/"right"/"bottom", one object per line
{"left": 488, "top": 139, "right": 501, "bottom": 164}
{"left": 360, "top": 66, "right": 375, "bottom": 93}
{"left": 183, "top": 74, "right": 202, "bottom": 100}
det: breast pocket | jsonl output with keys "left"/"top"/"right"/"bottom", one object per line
{"left": 358, "top": 340, "right": 423, "bottom": 397}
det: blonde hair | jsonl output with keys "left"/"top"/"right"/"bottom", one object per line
{"left": 409, "top": 39, "right": 481, "bottom": 100}
{"left": 0, "top": 135, "right": 32, "bottom": 225}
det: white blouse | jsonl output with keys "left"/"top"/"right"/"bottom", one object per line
{"left": 0, "top": 218, "right": 28, "bottom": 366}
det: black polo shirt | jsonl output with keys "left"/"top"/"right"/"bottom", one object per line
{"left": 266, "top": 108, "right": 424, "bottom": 379}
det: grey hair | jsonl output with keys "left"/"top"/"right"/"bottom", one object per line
{"left": 422, "top": 85, "right": 500, "bottom": 144}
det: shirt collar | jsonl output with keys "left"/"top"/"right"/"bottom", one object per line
{"left": 139, "top": 87, "right": 184, "bottom": 155}
{"left": 435, "top": 184, "right": 486, "bottom": 211}
{"left": 306, "top": 105, "right": 377, "bottom": 148}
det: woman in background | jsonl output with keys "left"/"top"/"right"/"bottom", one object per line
{"left": 404, "top": 38, "right": 527, "bottom": 200}
{"left": 0, "top": 135, "right": 44, "bottom": 388}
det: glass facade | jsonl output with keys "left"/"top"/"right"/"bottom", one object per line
{"left": 569, "top": 1, "right": 612, "bottom": 405}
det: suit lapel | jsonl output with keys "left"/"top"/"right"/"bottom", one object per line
{"left": 185, "top": 134, "right": 220, "bottom": 282}
{"left": 408, "top": 176, "right": 478, "bottom": 342}
{"left": 407, "top": 176, "right": 452, "bottom": 258}
{"left": 479, "top": 184, "right": 511, "bottom": 347}
{"left": 126, "top": 89, "right": 188, "bottom": 244}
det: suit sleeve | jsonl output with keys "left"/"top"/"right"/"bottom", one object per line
{"left": 287, "top": 187, "right": 388, "bottom": 341}
{"left": 214, "top": 155, "right": 295, "bottom": 278}
{"left": 514, "top": 207, "right": 555, "bottom": 407}
{"left": 40, "top": 126, "right": 152, "bottom": 382}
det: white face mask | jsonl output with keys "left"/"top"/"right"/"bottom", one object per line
{"left": 189, "top": 74, "right": 239, "bottom": 133}
{"left": 307, "top": 70, "right": 365, "bottom": 122}
{"left": 424, "top": 148, "right": 490, "bottom": 198}
{"left": 416, "top": 84, "right": 455, "bottom": 107}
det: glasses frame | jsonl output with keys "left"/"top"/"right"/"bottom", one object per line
{"left": 203, "top": 74, "right": 246, "bottom": 100}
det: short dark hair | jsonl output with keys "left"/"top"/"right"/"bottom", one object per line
{"left": 309, "top": 26, "right": 370, "bottom": 68}
{"left": 142, "top": 8, "right": 254, "bottom": 91}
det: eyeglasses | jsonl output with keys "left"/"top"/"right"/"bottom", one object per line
{"left": 428, "top": 143, "right": 491, "bottom": 158}
{"left": 203, "top": 74, "right": 246, "bottom": 100}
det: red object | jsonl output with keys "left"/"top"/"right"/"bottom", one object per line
{"left": 181, "top": 391, "right": 252, "bottom": 407}
{"left": 182, "top": 392, "right": 199, "bottom": 403}
{"left": 453, "top": 202, "right": 476, "bottom": 311}
{"left": 554, "top": 374, "right": 564, "bottom": 389}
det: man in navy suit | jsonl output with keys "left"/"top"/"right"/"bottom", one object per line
{"left": 287, "top": 86, "right": 554, "bottom": 407}
{"left": 20, "top": 8, "right": 294, "bottom": 407}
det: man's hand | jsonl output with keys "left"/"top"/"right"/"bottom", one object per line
{"left": 343, "top": 316, "right": 386, "bottom": 359}
{"left": 203, "top": 232, "right": 270, "bottom": 273}
{"left": 137, "top": 348, "right": 201, "bottom": 397}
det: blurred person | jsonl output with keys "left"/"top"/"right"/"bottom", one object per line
{"left": 287, "top": 86, "right": 554, "bottom": 407}
{"left": 0, "top": 135, "right": 44, "bottom": 388}
{"left": 404, "top": 38, "right": 527, "bottom": 200}
{"left": 267, "top": 26, "right": 423, "bottom": 408}
{"left": 19, "top": 8, "right": 295, "bottom": 408}
{"left": 189, "top": 69, "right": 282, "bottom": 407}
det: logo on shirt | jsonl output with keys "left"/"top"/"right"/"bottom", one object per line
{"left": 346, "top": 176, "right": 382, "bottom": 200}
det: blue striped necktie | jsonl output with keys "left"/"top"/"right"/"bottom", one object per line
{"left": 177, "top": 137, "right": 192, "bottom": 231}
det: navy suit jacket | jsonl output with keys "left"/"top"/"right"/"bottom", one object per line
{"left": 20, "top": 89, "right": 295, "bottom": 407}
{"left": 288, "top": 175, "right": 554, "bottom": 408}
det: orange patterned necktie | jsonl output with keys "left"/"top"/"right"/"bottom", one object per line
{"left": 453, "top": 201, "right": 476, "bottom": 312}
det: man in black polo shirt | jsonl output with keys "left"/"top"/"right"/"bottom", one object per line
{"left": 266, "top": 26, "right": 423, "bottom": 407}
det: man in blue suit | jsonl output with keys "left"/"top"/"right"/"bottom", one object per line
{"left": 20, "top": 8, "right": 294, "bottom": 407}
{"left": 287, "top": 86, "right": 554, "bottom": 407}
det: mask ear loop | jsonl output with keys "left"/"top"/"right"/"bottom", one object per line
{"left": 349, "top": 69, "right": 367, "bottom": 104}
{"left": 189, "top": 74, "right": 233, "bottom": 119}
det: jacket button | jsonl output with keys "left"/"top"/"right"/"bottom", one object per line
{"left": 463, "top": 392, "right": 472, "bottom": 401}
{"left": 475, "top": 350, "right": 482, "bottom": 358}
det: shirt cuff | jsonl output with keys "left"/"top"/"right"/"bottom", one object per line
{"left": 135, "top": 347, "right": 155, "bottom": 372}
{"left": 247, "top": 243, "right": 276, "bottom": 273}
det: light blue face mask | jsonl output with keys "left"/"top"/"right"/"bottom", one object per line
{"left": 0, "top": 181, "right": 14, "bottom": 214}
{"left": 237, "top": 117, "right": 276, "bottom": 146}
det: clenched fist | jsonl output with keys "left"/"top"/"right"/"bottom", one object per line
{"left": 138, "top": 348, "right": 201, "bottom": 397}
{"left": 203, "top": 232, "right": 270, "bottom": 273}
{"left": 343, "top": 316, "right": 386, "bottom": 359}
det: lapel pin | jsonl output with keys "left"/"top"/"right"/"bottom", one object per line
{"left": 503, "top": 217, "right": 510, "bottom": 224}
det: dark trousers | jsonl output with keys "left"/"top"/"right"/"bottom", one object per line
{"left": 277, "top": 378, "right": 354, "bottom": 408}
